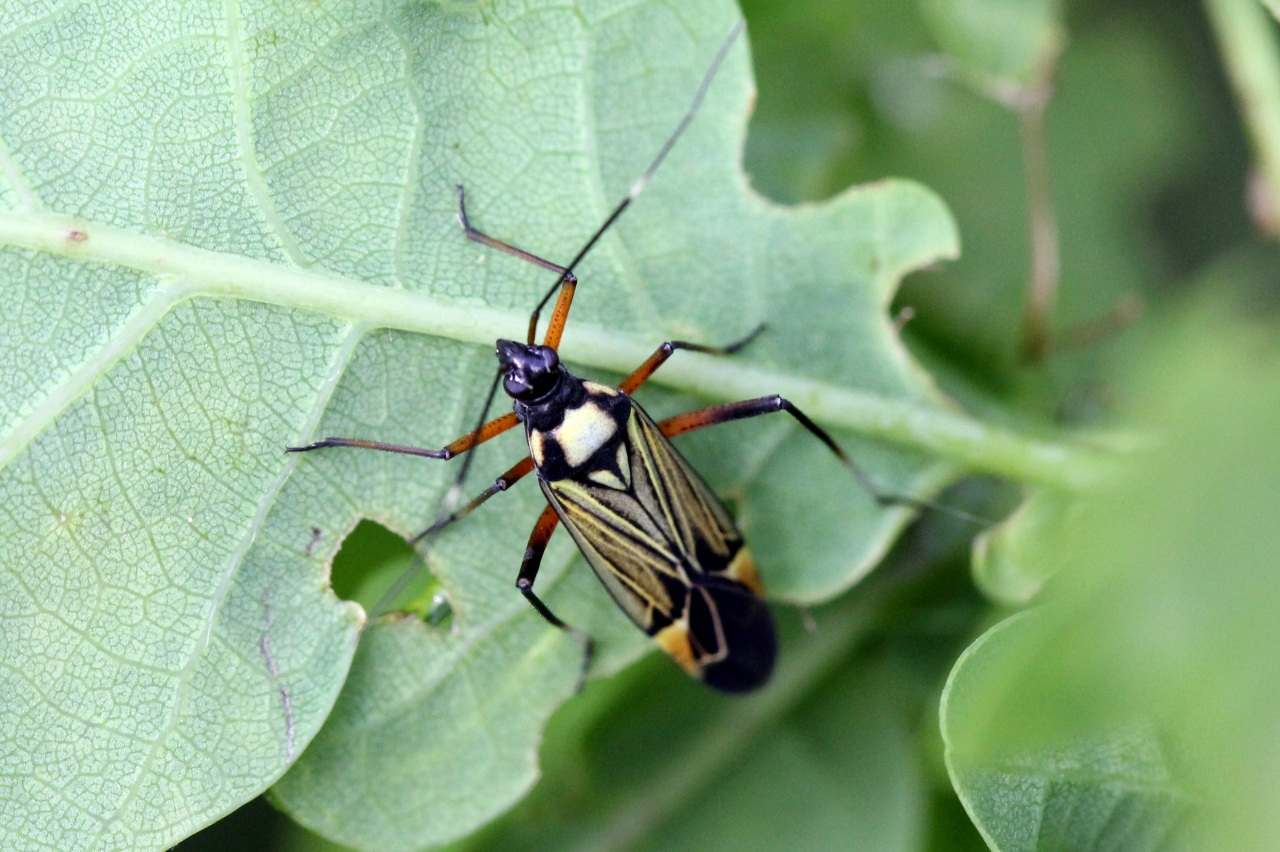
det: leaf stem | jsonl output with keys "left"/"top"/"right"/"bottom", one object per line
{"left": 0, "top": 210, "right": 1109, "bottom": 489}
{"left": 1204, "top": 0, "right": 1280, "bottom": 237}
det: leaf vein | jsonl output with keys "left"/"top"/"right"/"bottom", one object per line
{"left": 221, "top": 0, "right": 310, "bottom": 267}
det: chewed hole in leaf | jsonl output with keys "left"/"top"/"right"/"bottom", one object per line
{"left": 330, "top": 518, "right": 445, "bottom": 621}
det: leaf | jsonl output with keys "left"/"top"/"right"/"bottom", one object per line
{"left": 970, "top": 488, "right": 1073, "bottom": 606}
{"left": 919, "top": 0, "right": 1065, "bottom": 86}
{"left": 941, "top": 297, "right": 1280, "bottom": 850}
{"left": 941, "top": 612, "right": 1193, "bottom": 852}
{"left": 0, "top": 1, "right": 1085, "bottom": 849}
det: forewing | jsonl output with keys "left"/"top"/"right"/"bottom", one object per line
{"left": 540, "top": 402, "right": 746, "bottom": 632}
{"left": 626, "top": 404, "right": 743, "bottom": 574}
{"left": 540, "top": 471, "right": 682, "bottom": 632}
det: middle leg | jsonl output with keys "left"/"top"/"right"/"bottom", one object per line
{"left": 372, "top": 455, "right": 538, "bottom": 614}
{"left": 618, "top": 324, "right": 765, "bottom": 395}
{"left": 658, "top": 396, "right": 960, "bottom": 516}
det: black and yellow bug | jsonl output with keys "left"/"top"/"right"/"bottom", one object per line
{"left": 287, "top": 22, "right": 885, "bottom": 692}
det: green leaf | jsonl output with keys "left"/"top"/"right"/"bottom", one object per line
{"left": 1204, "top": 0, "right": 1280, "bottom": 243}
{"left": 1, "top": 1, "right": 1092, "bottom": 849}
{"left": 941, "top": 612, "right": 1193, "bottom": 851}
{"left": 941, "top": 297, "right": 1280, "bottom": 850}
{"left": 919, "top": 0, "right": 1065, "bottom": 86}
{"left": 970, "top": 488, "right": 1072, "bottom": 605}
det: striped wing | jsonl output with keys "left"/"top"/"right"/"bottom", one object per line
{"left": 539, "top": 400, "right": 774, "bottom": 691}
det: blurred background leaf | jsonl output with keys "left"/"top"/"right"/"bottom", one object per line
{"left": 920, "top": 0, "right": 1065, "bottom": 86}
{"left": 942, "top": 612, "right": 1195, "bottom": 850}
{"left": 970, "top": 487, "right": 1075, "bottom": 605}
{"left": 942, "top": 297, "right": 1280, "bottom": 850}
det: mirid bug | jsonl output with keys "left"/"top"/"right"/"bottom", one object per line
{"left": 287, "top": 21, "right": 903, "bottom": 693}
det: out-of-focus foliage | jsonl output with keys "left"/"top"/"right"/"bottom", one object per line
{"left": 943, "top": 300, "right": 1280, "bottom": 850}
{"left": 970, "top": 487, "right": 1074, "bottom": 605}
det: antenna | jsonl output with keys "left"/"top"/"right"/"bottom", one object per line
{"left": 523, "top": 20, "right": 745, "bottom": 342}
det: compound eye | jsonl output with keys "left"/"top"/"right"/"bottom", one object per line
{"left": 503, "top": 372, "right": 529, "bottom": 398}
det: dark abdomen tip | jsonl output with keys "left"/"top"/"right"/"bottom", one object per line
{"left": 694, "top": 577, "right": 777, "bottom": 693}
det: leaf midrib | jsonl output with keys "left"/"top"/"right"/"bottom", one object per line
{"left": 0, "top": 209, "right": 1103, "bottom": 488}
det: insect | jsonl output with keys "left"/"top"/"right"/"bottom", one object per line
{"left": 287, "top": 22, "right": 897, "bottom": 692}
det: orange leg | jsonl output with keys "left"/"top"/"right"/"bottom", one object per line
{"left": 454, "top": 184, "right": 579, "bottom": 346}
{"left": 373, "top": 455, "right": 536, "bottom": 615}
{"left": 514, "top": 504, "right": 566, "bottom": 625}
{"left": 618, "top": 326, "right": 763, "bottom": 395}
{"left": 513, "top": 504, "right": 592, "bottom": 685}
{"left": 657, "top": 397, "right": 984, "bottom": 522}
{"left": 456, "top": 184, "right": 570, "bottom": 276}
{"left": 539, "top": 276, "right": 577, "bottom": 350}
{"left": 455, "top": 23, "right": 744, "bottom": 353}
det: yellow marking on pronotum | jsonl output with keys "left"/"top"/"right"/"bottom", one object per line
{"left": 553, "top": 401, "right": 618, "bottom": 468}
{"left": 582, "top": 381, "right": 620, "bottom": 397}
